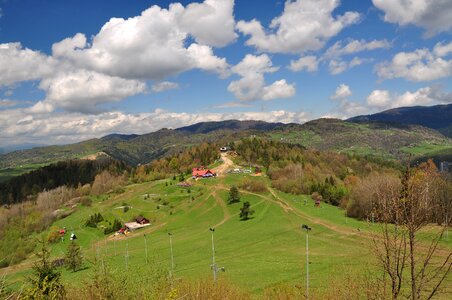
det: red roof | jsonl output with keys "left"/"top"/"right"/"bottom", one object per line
{"left": 192, "top": 167, "right": 216, "bottom": 177}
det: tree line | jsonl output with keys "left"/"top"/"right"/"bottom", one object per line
{"left": 0, "top": 157, "right": 128, "bottom": 205}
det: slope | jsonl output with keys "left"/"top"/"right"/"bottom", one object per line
{"left": 348, "top": 104, "right": 452, "bottom": 137}
{"left": 3, "top": 159, "right": 451, "bottom": 297}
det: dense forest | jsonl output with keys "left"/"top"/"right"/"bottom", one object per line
{"left": 232, "top": 138, "right": 398, "bottom": 206}
{"left": 0, "top": 157, "right": 128, "bottom": 205}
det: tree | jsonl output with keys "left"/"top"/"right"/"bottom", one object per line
{"left": 239, "top": 201, "right": 254, "bottom": 220}
{"left": 371, "top": 161, "right": 452, "bottom": 299}
{"left": 228, "top": 186, "right": 241, "bottom": 204}
{"left": 65, "top": 241, "right": 83, "bottom": 272}
{"left": 25, "top": 238, "right": 65, "bottom": 299}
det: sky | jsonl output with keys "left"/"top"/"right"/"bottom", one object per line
{"left": 0, "top": 0, "right": 451, "bottom": 146}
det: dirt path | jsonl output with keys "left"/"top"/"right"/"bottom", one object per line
{"left": 267, "top": 188, "right": 358, "bottom": 236}
{"left": 212, "top": 191, "right": 231, "bottom": 228}
{"left": 212, "top": 153, "right": 234, "bottom": 176}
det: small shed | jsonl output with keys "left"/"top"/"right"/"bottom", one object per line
{"left": 135, "top": 216, "right": 150, "bottom": 225}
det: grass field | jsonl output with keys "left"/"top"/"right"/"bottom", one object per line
{"left": 3, "top": 168, "right": 452, "bottom": 298}
{"left": 0, "top": 163, "right": 50, "bottom": 182}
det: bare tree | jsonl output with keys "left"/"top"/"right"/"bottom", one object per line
{"left": 371, "top": 161, "right": 452, "bottom": 299}
{"left": 371, "top": 174, "right": 405, "bottom": 299}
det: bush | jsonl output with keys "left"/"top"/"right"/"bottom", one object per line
{"left": 79, "top": 196, "right": 92, "bottom": 207}
{"left": 85, "top": 213, "right": 104, "bottom": 228}
{"left": 239, "top": 179, "right": 267, "bottom": 193}
{"left": 47, "top": 226, "right": 61, "bottom": 244}
{"left": 104, "top": 219, "right": 123, "bottom": 235}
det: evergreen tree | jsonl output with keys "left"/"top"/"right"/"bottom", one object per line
{"left": 25, "top": 238, "right": 65, "bottom": 299}
{"left": 239, "top": 201, "right": 254, "bottom": 220}
{"left": 65, "top": 241, "right": 83, "bottom": 272}
{"left": 228, "top": 186, "right": 241, "bottom": 204}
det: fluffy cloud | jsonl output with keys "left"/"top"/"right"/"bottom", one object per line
{"left": 179, "top": 0, "right": 237, "bottom": 47}
{"left": 227, "top": 54, "right": 295, "bottom": 101}
{"left": 38, "top": 70, "right": 146, "bottom": 113}
{"left": 434, "top": 42, "right": 452, "bottom": 57}
{"left": 0, "top": 43, "right": 57, "bottom": 86}
{"left": 51, "top": 3, "right": 231, "bottom": 81}
{"left": 289, "top": 56, "right": 318, "bottom": 72}
{"left": 0, "top": 1, "right": 236, "bottom": 114}
{"left": 151, "top": 81, "right": 179, "bottom": 93}
{"left": 236, "top": 0, "right": 360, "bottom": 53}
{"left": 367, "top": 85, "right": 452, "bottom": 109}
{"left": 330, "top": 84, "right": 352, "bottom": 100}
{"left": 329, "top": 84, "right": 368, "bottom": 118}
{"left": 376, "top": 42, "right": 452, "bottom": 81}
{"left": 0, "top": 107, "right": 310, "bottom": 146}
{"left": 366, "top": 90, "right": 391, "bottom": 108}
{"left": 372, "top": 0, "right": 452, "bottom": 36}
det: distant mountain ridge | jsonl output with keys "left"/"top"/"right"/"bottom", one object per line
{"left": 1, "top": 106, "right": 451, "bottom": 182}
{"left": 348, "top": 104, "right": 452, "bottom": 137}
{"left": 176, "top": 120, "right": 286, "bottom": 134}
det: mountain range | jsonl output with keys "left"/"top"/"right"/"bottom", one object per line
{"left": 348, "top": 103, "right": 452, "bottom": 137}
{"left": 1, "top": 104, "right": 451, "bottom": 182}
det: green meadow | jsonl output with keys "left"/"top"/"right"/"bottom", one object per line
{"left": 3, "top": 172, "right": 452, "bottom": 297}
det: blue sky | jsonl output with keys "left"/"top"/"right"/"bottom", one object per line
{"left": 0, "top": 0, "right": 451, "bottom": 146}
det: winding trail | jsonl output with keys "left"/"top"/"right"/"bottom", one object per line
{"left": 212, "top": 152, "right": 234, "bottom": 176}
{"left": 211, "top": 191, "right": 231, "bottom": 228}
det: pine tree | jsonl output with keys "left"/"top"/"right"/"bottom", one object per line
{"left": 239, "top": 201, "right": 254, "bottom": 220}
{"left": 25, "top": 238, "right": 65, "bottom": 299}
{"left": 228, "top": 186, "right": 241, "bottom": 204}
{"left": 65, "top": 241, "right": 83, "bottom": 272}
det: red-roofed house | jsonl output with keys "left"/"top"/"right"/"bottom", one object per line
{"left": 192, "top": 167, "right": 216, "bottom": 178}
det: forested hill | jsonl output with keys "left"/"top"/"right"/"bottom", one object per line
{"left": 0, "top": 120, "right": 284, "bottom": 173}
{"left": 348, "top": 104, "right": 452, "bottom": 137}
{"left": 0, "top": 156, "right": 127, "bottom": 205}
{"left": 1, "top": 114, "right": 452, "bottom": 182}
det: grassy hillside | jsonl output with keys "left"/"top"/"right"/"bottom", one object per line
{"left": 268, "top": 119, "right": 452, "bottom": 161}
{"left": 3, "top": 161, "right": 451, "bottom": 298}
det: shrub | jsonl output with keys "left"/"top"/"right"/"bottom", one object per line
{"left": 79, "top": 196, "right": 92, "bottom": 207}
{"left": 239, "top": 179, "right": 267, "bottom": 193}
{"left": 47, "top": 226, "right": 61, "bottom": 244}
{"left": 103, "top": 219, "right": 123, "bottom": 235}
{"left": 85, "top": 213, "right": 104, "bottom": 228}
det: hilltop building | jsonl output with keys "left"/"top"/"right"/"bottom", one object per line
{"left": 192, "top": 167, "right": 216, "bottom": 178}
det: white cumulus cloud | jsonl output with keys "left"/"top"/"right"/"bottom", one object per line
{"left": 367, "top": 85, "right": 452, "bottom": 109}
{"left": 227, "top": 54, "right": 295, "bottom": 101}
{"left": 0, "top": 0, "right": 236, "bottom": 114}
{"left": 331, "top": 84, "right": 352, "bottom": 100}
{"left": 372, "top": 0, "right": 452, "bottom": 36}
{"left": 236, "top": 0, "right": 360, "bottom": 54}
{"left": 0, "top": 43, "right": 57, "bottom": 86}
{"left": 289, "top": 56, "right": 318, "bottom": 72}
{"left": 39, "top": 70, "right": 146, "bottom": 114}
{"left": 376, "top": 42, "right": 452, "bottom": 82}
